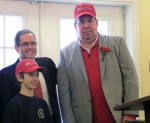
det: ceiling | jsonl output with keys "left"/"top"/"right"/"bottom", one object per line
{"left": 18, "top": 0, "right": 130, "bottom": 6}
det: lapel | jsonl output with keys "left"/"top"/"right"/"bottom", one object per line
{"left": 35, "top": 58, "right": 52, "bottom": 93}
{"left": 73, "top": 34, "right": 108, "bottom": 83}
{"left": 15, "top": 58, "right": 20, "bottom": 65}
{"left": 35, "top": 58, "right": 47, "bottom": 80}
{"left": 35, "top": 58, "right": 47, "bottom": 82}
{"left": 74, "top": 39, "right": 88, "bottom": 82}
{"left": 99, "top": 34, "right": 108, "bottom": 82}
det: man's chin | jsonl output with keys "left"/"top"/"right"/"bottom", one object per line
{"left": 84, "top": 35, "right": 92, "bottom": 39}
{"left": 23, "top": 56, "right": 35, "bottom": 59}
{"left": 84, "top": 37, "right": 93, "bottom": 41}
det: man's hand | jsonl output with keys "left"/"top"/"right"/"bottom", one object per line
{"left": 122, "top": 115, "right": 135, "bottom": 123}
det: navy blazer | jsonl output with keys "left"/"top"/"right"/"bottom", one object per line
{"left": 0, "top": 57, "right": 61, "bottom": 123}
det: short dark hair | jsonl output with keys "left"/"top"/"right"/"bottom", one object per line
{"left": 14, "top": 29, "right": 36, "bottom": 46}
{"left": 19, "top": 72, "right": 24, "bottom": 79}
{"left": 74, "top": 15, "right": 97, "bottom": 24}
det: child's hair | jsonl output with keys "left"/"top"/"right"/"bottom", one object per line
{"left": 16, "top": 72, "right": 24, "bottom": 86}
{"left": 19, "top": 72, "right": 24, "bottom": 79}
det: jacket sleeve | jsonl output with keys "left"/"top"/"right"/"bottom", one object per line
{"left": 57, "top": 51, "right": 76, "bottom": 123}
{"left": 116, "top": 37, "right": 139, "bottom": 116}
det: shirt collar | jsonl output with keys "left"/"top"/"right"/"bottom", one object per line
{"left": 79, "top": 34, "right": 98, "bottom": 53}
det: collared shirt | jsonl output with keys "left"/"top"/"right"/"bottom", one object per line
{"left": 39, "top": 72, "right": 52, "bottom": 115}
{"left": 79, "top": 34, "right": 98, "bottom": 54}
{"left": 80, "top": 40, "right": 116, "bottom": 123}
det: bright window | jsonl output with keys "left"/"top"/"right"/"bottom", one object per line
{"left": 60, "top": 18, "right": 110, "bottom": 49}
{"left": 98, "top": 20, "right": 110, "bottom": 35}
{"left": 0, "top": 15, "right": 23, "bottom": 70}
{"left": 60, "top": 18, "right": 77, "bottom": 49}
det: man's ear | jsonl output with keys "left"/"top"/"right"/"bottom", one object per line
{"left": 74, "top": 22, "right": 77, "bottom": 29}
{"left": 14, "top": 45, "right": 19, "bottom": 53}
{"left": 96, "top": 19, "right": 98, "bottom": 27}
{"left": 16, "top": 74, "right": 23, "bottom": 83}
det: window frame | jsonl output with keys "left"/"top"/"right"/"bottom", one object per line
{"left": 0, "top": 14, "right": 23, "bottom": 70}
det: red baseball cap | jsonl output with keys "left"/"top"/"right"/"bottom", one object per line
{"left": 74, "top": 3, "right": 96, "bottom": 20}
{"left": 15, "top": 59, "right": 46, "bottom": 77}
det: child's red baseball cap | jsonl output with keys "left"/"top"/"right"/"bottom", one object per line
{"left": 15, "top": 59, "right": 46, "bottom": 77}
{"left": 74, "top": 3, "right": 96, "bottom": 20}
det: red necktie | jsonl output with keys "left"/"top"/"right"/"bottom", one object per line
{"left": 33, "top": 80, "right": 43, "bottom": 98}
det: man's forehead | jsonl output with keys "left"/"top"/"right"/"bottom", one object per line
{"left": 20, "top": 33, "right": 33, "bottom": 37}
{"left": 20, "top": 33, "right": 35, "bottom": 40}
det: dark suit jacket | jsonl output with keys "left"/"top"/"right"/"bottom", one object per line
{"left": 0, "top": 57, "right": 61, "bottom": 123}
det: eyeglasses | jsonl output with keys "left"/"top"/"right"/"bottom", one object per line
{"left": 19, "top": 41, "right": 37, "bottom": 47}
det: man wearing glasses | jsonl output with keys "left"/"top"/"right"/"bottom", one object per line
{"left": 0, "top": 29, "right": 61, "bottom": 123}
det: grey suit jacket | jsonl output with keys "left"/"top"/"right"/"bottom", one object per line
{"left": 57, "top": 34, "right": 139, "bottom": 123}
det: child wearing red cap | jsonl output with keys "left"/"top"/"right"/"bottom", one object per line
{"left": 4, "top": 59, "right": 53, "bottom": 123}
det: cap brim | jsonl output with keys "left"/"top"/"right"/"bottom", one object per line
{"left": 75, "top": 12, "right": 95, "bottom": 20}
{"left": 38, "top": 67, "right": 47, "bottom": 73}
{"left": 24, "top": 66, "right": 47, "bottom": 73}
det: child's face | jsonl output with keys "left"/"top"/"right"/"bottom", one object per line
{"left": 22, "top": 70, "right": 39, "bottom": 90}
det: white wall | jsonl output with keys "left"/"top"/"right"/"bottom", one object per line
{"left": 0, "top": 1, "right": 125, "bottom": 66}
{"left": 37, "top": 2, "right": 125, "bottom": 65}
{"left": 0, "top": 1, "right": 40, "bottom": 56}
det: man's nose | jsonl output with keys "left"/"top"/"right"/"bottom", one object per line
{"left": 83, "top": 22, "right": 90, "bottom": 28}
{"left": 28, "top": 43, "right": 33, "bottom": 48}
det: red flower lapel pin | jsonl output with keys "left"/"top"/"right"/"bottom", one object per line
{"left": 100, "top": 46, "right": 110, "bottom": 61}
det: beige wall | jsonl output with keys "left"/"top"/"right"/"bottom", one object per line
{"left": 137, "top": 0, "right": 150, "bottom": 120}
{"left": 139, "top": 0, "right": 150, "bottom": 97}
{"left": 0, "top": 1, "right": 125, "bottom": 66}
{"left": 39, "top": 2, "right": 125, "bottom": 65}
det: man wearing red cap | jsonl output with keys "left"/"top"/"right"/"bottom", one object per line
{"left": 4, "top": 59, "right": 53, "bottom": 123}
{"left": 57, "top": 2, "right": 139, "bottom": 123}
